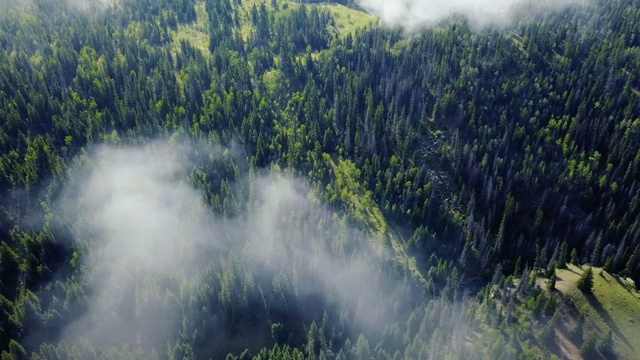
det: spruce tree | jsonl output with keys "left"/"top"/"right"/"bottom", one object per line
{"left": 546, "top": 272, "right": 557, "bottom": 291}
{"left": 570, "top": 248, "right": 579, "bottom": 265}
{"left": 577, "top": 267, "right": 594, "bottom": 293}
{"left": 558, "top": 242, "right": 568, "bottom": 268}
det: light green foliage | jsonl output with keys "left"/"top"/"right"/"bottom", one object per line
{"left": 1, "top": 0, "right": 640, "bottom": 359}
{"left": 170, "top": 2, "right": 211, "bottom": 56}
{"left": 317, "top": 3, "right": 378, "bottom": 38}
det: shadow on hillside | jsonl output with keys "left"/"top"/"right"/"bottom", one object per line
{"left": 612, "top": 274, "right": 624, "bottom": 284}
{"left": 551, "top": 321, "right": 618, "bottom": 360}
{"left": 612, "top": 275, "right": 629, "bottom": 292}
{"left": 564, "top": 267, "right": 580, "bottom": 275}
{"left": 585, "top": 293, "right": 632, "bottom": 348}
{"left": 598, "top": 272, "right": 611, "bottom": 283}
{"left": 595, "top": 349, "right": 620, "bottom": 360}
{"left": 611, "top": 274, "right": 640, "bottom": 297}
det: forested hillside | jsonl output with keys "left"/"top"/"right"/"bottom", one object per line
{"left": 1, "top": 0, "right": 640, "bottom": 358}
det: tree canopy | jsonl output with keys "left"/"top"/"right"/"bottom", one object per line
{"left": 1, "top": 0, "right": 640, "bottom": 358}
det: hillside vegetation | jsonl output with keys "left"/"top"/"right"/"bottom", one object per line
{"left": 555, "top": 265, "right": 640, "bottom": 359}
{"left": 1, "top": 0, "right": 640, "bottom": 359}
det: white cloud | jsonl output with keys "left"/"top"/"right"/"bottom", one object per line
{"left": 357, "top": 0, "right": 591, "bottom": 30}
{"left": 55, "top": 139, "right": 410, "bottom": 350}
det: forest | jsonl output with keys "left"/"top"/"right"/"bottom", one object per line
{"left": 1, "top": 0, "right": 640, "bottom": 358}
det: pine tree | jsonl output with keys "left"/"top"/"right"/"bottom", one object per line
{"left": 623, "top": 245, "right": 639, "bottom": 277}
{"left": 590, "top": 235, "right": 603, "bottom": 266}
{"left": 558, "top": 242, "right": 568, "bottom": 268}
{"left": 603, "top": 256, "right": 614, "bottom": 273}
{"left": 576, "top": 267, "right": 594, "bottom": 293}
{"left": 546, "top": 272, "right": 557, "bottom": 291}
{"left": 545, "top": 263, "right": 556, "bottom": 279}
{"left": 570, "top": 248, "right": 579, "bottom": 265}
{"left": 513, "top": 256, "right": 522, "bottom": 277}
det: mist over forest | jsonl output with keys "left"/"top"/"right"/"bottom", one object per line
{"left": 356, "top": 0, "right": 594, "bottom": 30}
{"left": 1, "top": 0, "right": 640, "bottom": 359}
{"left": 52, "top": 140, "right": 425, "bottom": 357}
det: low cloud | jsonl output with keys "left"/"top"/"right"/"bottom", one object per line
{"left": 54, "top": 139, "right": 414, "bottom": 354}
{"left": 57, "top": 141, "right": 221, "bottom": 348}
{"left": 357, "top": 0, "right": 592, "bottom": 30}
{"left": 65, "top": 0, "right": 115, "bottom": 12}
{"left": 0, "top": 0, "right": 117, "bottom": 14}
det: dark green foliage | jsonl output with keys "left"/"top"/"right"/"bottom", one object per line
{"left": 1, "top": 339, "right": 27, "bottom": 360}
{"left": 0, "top": 0, "right": 640, "bottom": 358}
{"left": 603, "top": 256, "right": 614, "bottom": 272}
{"left": 577, "top": 267, "right": 594, "bottom": 293}
{"left": 557, "top": 242, "right": 568, "bottom": 269}
{"left": 546, "top": 272, "right": 557, "bottom": 291}
{"left": 570, "top": 249, "right": 579, "bottom": 265}
{"left": 513, "top": 257, "right": 522, "bottom": 276}
{"left": 545, "top": 263, "right": 557, "bottom": 279}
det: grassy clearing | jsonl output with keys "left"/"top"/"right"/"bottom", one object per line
{"left": 170, "top": 2, "right": 210, "bottom": 57}
{"left": 236, "top": 0, "right": 300, "bottom": 42}
{"left": 237, "top": 0, "right": 376, "bottom": 40}
{"left": 317, "top": 3, "right": 378, "bottom": 38}
{"left": 327, "top": 157, "right": 429, "bottom": 288}
{"left": 168, "top": 0, "right": 377, "bottom": 56}
{"left": 555, "top": 264, "right": 640, "bottom": 359}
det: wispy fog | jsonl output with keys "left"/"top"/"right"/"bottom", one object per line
{"left": 0, "top": 0, "right": 116, "bottom": 13}
{"left": 356, "top": 0, "right": 592, "bottom": 30}
{"left": 65, "top": 0, "right": 115, "bottom": 12}
{"left": 55, "top": 139, "right": 416, "bottom": 353}
{"left": 58, "top": 141, "right": 221, "bottom": 347}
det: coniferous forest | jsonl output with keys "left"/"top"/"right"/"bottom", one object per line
{"left": 1, "top": 0, "right": 640, "bottom": 358}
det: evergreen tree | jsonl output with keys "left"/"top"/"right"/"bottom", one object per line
{"left": 557, "top": 242, "right": 568, "bottom": 269}
{"left": 570, "top": 248, "right": 579, "bottom": 265}
{"left": 576, "top": 267, "right": 594, "bottom": 293}
{"left": 545, "top": 263, "right": 556, "bottom": 279}
{"left": 546, "top": 272, "right": 557, "bottom": 291}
